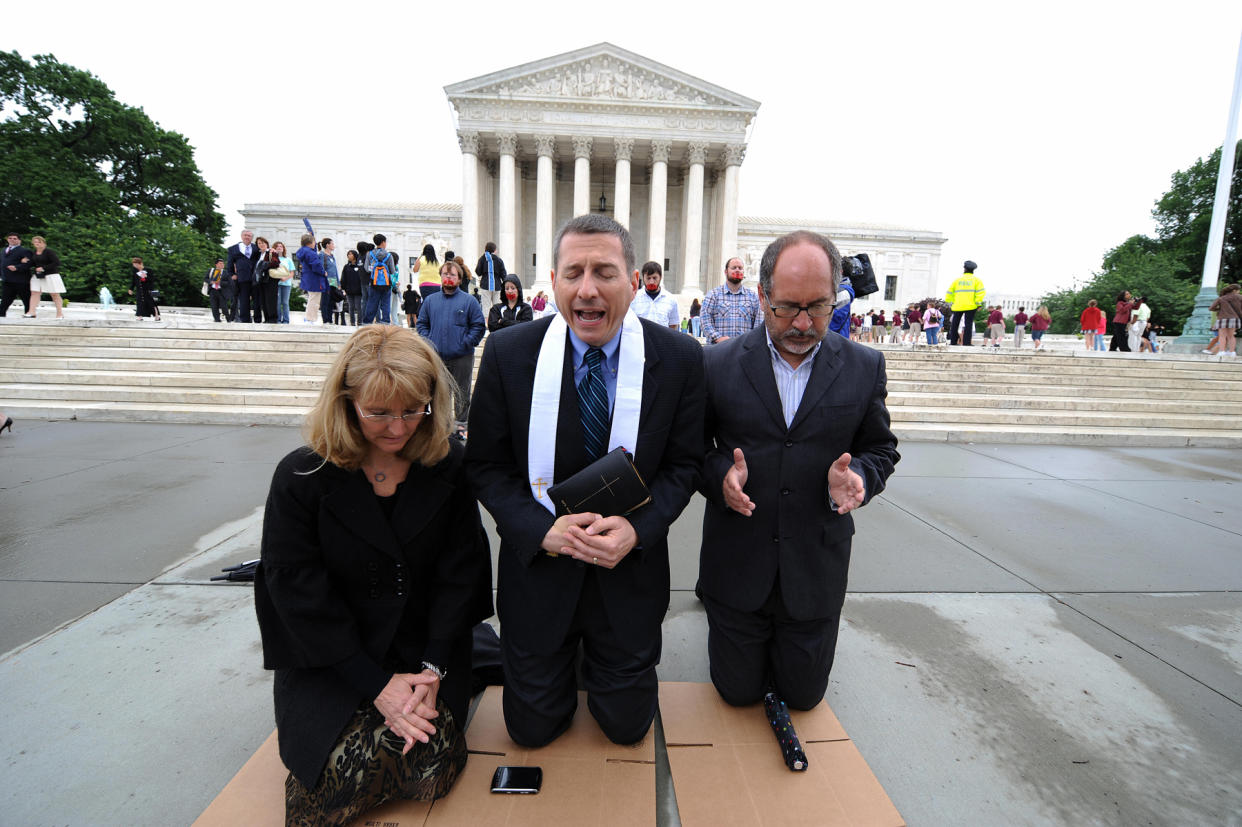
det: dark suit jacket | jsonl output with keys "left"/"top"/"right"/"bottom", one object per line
{"left": 2, "top": 245, "right": 32, "bottom": 284}
{"left": 226, "top": 242, "right": 260, "bottom": 283}
{"left": 699, "top": 326, "right": 899, "bottom": 620}
{"left": 466, "top": 315, "right": 705, "bottom": 655}
{"left": 254, "top": 441, "right": 493, "bottom": 787}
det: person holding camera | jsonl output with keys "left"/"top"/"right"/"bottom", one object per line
{"left": 1109, "top": 290, "right": 1135, "bottom": 352}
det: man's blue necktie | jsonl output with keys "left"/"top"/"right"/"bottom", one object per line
{"left": 578, "top": 347, "right": 609, "bottom": 461}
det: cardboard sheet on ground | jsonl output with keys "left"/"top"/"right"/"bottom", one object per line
{"left": 192, "top": 730, "right": 432, "bottom": 827}
{"left": 195, "top": 686, "right": 655, "bottom": 826}
{"left": 660, "top": 681, "right": 904, "bottom": 826}
{"left": 425, "top": 686, "right": 655, "bottom": 825}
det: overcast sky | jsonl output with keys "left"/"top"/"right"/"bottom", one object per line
{"left": 8, "top": 0, "right": 1242, "bottom": 295}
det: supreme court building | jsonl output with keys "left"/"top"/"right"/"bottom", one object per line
{"left": 242, "top": 43, "right": 946, "bottom": 308}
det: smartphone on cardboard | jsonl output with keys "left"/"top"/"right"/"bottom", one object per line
{"left": 490, "top": 765, "right": 542, "bottom": 794}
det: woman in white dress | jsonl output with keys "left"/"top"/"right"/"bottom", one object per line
{"left": 28, "top": 236, "right": 66, "bottom": 319}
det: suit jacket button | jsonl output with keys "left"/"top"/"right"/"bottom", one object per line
{"left": 784, "top": 440, "right": 794, "bottom": 447}
{"left": 369, "top": 589, "right": 379, "bottom": 598}
{"left": 781, "top": 488, "right": 791, "bottom": 496}
{"left": 772, "top": 536, "right": 780, "bottom": 544}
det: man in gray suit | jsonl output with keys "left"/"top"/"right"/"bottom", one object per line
{"left": 698, "top": 230, "right": 899, "bottom": 710}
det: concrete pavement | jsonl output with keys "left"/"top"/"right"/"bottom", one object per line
{"left": 1, "top": 422, "right": 1240, "bottom": 825}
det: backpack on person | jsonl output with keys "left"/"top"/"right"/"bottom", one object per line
{"left": 368, "top": 250, "right": 394, "bottom": 287}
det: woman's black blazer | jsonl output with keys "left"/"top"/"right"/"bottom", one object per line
{"left": 254, "top": 440, "right": 493, "bottom": 787}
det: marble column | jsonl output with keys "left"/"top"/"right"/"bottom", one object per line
{"left": 719, "top": 143, "right": 745, "bottom": 280}
{"left": 534, "top": 135, "right": 556, "bottom": 286}
{"left": 647, "top": 140, "right": 670, "bottom": 269}
{"left": 458, "top": 131, "right": 480, "bottom": 263}
{"left": 572, "top": 136, "right": 592, "bottom": 217}
{"left": 496, "top": 132, "right": 517, "bottom": 268}
{"left": 613, "top": 138, "right": 634, "bottom": 229}
{"left": 681, "top": 141, "right": 708, "bottom": 297}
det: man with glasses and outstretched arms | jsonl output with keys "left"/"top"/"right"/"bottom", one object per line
{"left": 697, "top": 230, "right": 899, "bottom": 715}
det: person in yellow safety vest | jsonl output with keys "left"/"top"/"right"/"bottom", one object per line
{"left": 945, "top": 260, "right": 986, "bottom": 346}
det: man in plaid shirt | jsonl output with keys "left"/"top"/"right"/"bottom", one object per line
{"left": 700, "top": 256, "right": 762, "bottom": 344}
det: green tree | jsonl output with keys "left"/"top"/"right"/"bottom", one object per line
{"left": 1152, "top": 143, "right": 1242, "bottom": 285}
{"left": 0, "top": 51, "right": 224, "bottom": 306}
{"left": 1040, "top": 142, "right": 1240, "bottom": 335}
{"left": 42, "top": 211, "right": 222, "bottom": 308}
{"left": 1043, "top": 237, "right": 1195, "bottom": 334}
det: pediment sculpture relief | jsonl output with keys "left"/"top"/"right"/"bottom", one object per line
{"left": 478, "top": 57, "right": 732, "bottom": 106}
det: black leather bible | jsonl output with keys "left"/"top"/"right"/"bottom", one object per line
{"left": 547, "top": 447, "right": 651, "bottom": 517}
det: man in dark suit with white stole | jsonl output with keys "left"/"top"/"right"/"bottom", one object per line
{"left": 467, "top": 214, "right": 705, "bottom": 747}
{"left": 699, "top": 230, "right": 899, "bottom": 712}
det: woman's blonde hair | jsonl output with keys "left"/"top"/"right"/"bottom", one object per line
{"left": 1037, "top": 305, "right": 1051, "bottom": 321}
{"left": 304, "top": 326, "right": 456, "bottom": 470}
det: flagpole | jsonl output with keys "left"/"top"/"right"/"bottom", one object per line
{"left": 1172, "top": 29, "right": 1242, "bottom": 351}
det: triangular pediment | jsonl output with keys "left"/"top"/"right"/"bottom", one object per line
{"left": 445, "top": 42, "right": 759, "bottom": 112}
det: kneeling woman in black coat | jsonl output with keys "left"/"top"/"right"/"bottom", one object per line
{"left": 255, "top": 324, "right": 492, "bottom": 826}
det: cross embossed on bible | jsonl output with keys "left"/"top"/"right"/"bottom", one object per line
{"left": 571, "top": 474, "right": 622, "bottom": 512}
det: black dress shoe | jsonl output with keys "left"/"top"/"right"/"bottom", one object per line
{"left": 1, "top": 417, "right": 13, "bottom": 435}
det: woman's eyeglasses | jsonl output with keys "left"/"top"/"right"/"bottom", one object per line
{"left": 354, "top": 402, "right": 432, "bottom": 423}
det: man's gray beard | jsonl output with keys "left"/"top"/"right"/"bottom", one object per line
{"left": 774, "top": 328, "right": 821, "bottom": 354}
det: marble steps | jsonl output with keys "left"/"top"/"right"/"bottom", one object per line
{"left": 4, "top": 399, "right": 306, "bottom": 426}
{"left": 891, "top": 421, "right": 1242, "bottom": 447}
{"left": 3, "top": 343, "right": 338, "bottom": 365}
{"left": 885, "top": 369, "right": 1242, "bottom": 392}
{"left": 880, "top": 345, "right": 1228, "bottom": 366}
{"left": 22, "top": 339, "right": 343, "bottom": 355}
{"left": 0, "top": 320, "right": 350, "bottom": 340}
{"left": 888, "top": 404, "right": 1224, "bottom": 430}
{"left": 883, "top": 354, "right": 1240, "bottom": 379}
{"left": 4, "top": 325, "right": 349, "bottom": 346}
{"left": 1, "top": 382, "right": 318, "bottom": 408}
{"left": 3, "top": 323, "right": 1241, "bottom": 444}
{"left": 885, "top": 380, "right": 1238, "bottom": 403}
{"left": 886, "top": 391, "right": 1235, "bottom": 417}
{"left": 9, "top": 356, "right": 334, "bottom": 377}
{"left": 0, "top": 368, "right": 324, "bottom": 391}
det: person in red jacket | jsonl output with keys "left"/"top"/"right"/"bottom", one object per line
{"left": 1080, "top": 300, "right": 1104, "bottom": 350}
{"left": 1012, "top": 307, "right": 1029, "bottom": 348}
{"left": 1030, "top": 305, "right": 1052, "bottom": 350}
{"left": 986, "top": 306, "right": 1004, "bottom": 347}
